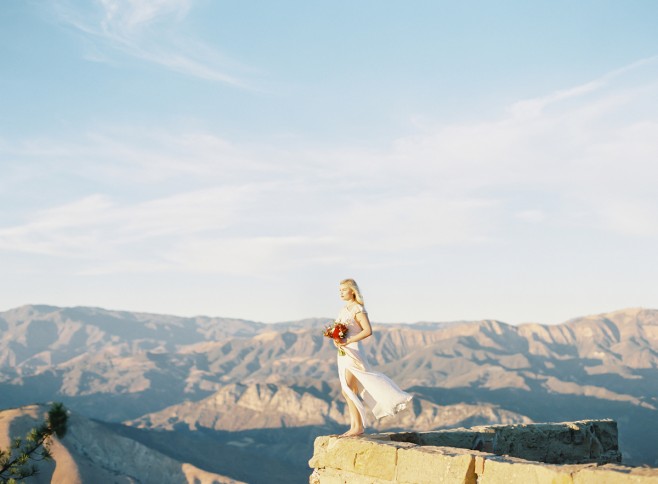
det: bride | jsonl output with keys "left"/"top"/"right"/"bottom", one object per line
{"left": 332, "top": 278, "right": 413, "bottom": 437}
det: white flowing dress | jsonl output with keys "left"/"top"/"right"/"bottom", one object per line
{"left": 336, "top": 304, "right": 413, "bottom": 428}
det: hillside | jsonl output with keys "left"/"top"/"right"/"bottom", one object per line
{"left": 128, "top": 381, "right": 530, "bottom": 432}
{"left": 0, "top": 404, "right": 243, "bottom": 483}
{"left": 2, "top": 305, "right": 658, "bottom": 477}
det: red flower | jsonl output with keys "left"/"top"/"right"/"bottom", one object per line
{"left": 323, "top": 321, "right": 349, "bottom": 355}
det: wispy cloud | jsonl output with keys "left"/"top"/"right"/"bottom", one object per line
{"left": 2, "top": 57, "right": 658, "bottom": 279}
{"left": 385, "top": 57, "right": 658, "bottom": 238}
{"left": 0, "top": 186, "right": 253, "bottom": 261}
{"left": 51, "top": 0, "right": 248, "bottom": 86}
{"left": 2, "top": 127, "right": 272, "bottom": 185}
{"left": 508, "top": 55, "right": 658, "bottom": 119}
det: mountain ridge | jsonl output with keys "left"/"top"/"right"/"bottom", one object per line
{"left": 3, "top": 304, "right": 658, "bottom": 470}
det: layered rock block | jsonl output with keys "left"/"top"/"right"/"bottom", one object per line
{"left": 380, "top": 419, "right": 621, "bottom": 464}
{"left": 309, "top": 420, "right": 658, "bottom": 484}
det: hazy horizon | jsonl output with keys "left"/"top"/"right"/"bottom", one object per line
{"left": 1, "top": 302, "right": 653, "bottom": 327}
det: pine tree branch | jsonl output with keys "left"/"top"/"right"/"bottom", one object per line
{"left": 0, "top": 403, "right": 68, "bottom": 483}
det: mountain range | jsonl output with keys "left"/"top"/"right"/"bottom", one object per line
{"left": 2, "top": 305, "right": 658, "bottom": 482}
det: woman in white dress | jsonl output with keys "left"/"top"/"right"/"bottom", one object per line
{"left": 333, "top": 278, "right": 413, "bottom": 437}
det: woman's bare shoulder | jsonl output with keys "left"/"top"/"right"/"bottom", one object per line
{"left": 351, "top": 303, "right": 367, "bottom": 315}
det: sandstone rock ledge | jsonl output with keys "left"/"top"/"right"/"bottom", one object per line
{"left": 308, "top": 420, "right": 658, "bottom": 484}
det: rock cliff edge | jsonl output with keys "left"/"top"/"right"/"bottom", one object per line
{"left": 309, "top": 420, "right": 658, "bottom": 483}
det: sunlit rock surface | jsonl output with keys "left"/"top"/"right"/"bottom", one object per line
{"left": 308, "top": 420, "right": 658, "bottom": 484}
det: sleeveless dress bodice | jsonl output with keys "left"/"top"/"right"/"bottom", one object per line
{"left": 336, "top": 304, "right": 366, "bottom": 350}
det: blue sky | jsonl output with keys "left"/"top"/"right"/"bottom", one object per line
{"left": 2, "top": 0, "right": 658, "bottom": 324}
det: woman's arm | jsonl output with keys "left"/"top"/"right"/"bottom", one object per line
{"left": 343, "top": 312, "right": 372, "bottom": 345}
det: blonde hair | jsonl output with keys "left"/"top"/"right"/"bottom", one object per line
{"left": 340, "top": 278, "right": 365, "bottom": 306}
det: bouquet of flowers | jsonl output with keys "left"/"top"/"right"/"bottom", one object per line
{"left": 323, "top": 320, "right": 349, "bottom": 355}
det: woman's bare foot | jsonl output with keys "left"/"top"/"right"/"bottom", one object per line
{"left": 341, "top": 428, "right": 364, "bottom": 437}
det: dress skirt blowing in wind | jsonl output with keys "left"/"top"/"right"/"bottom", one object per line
{"left": 336, "top": 303, "right": 413, "bottom": 428}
